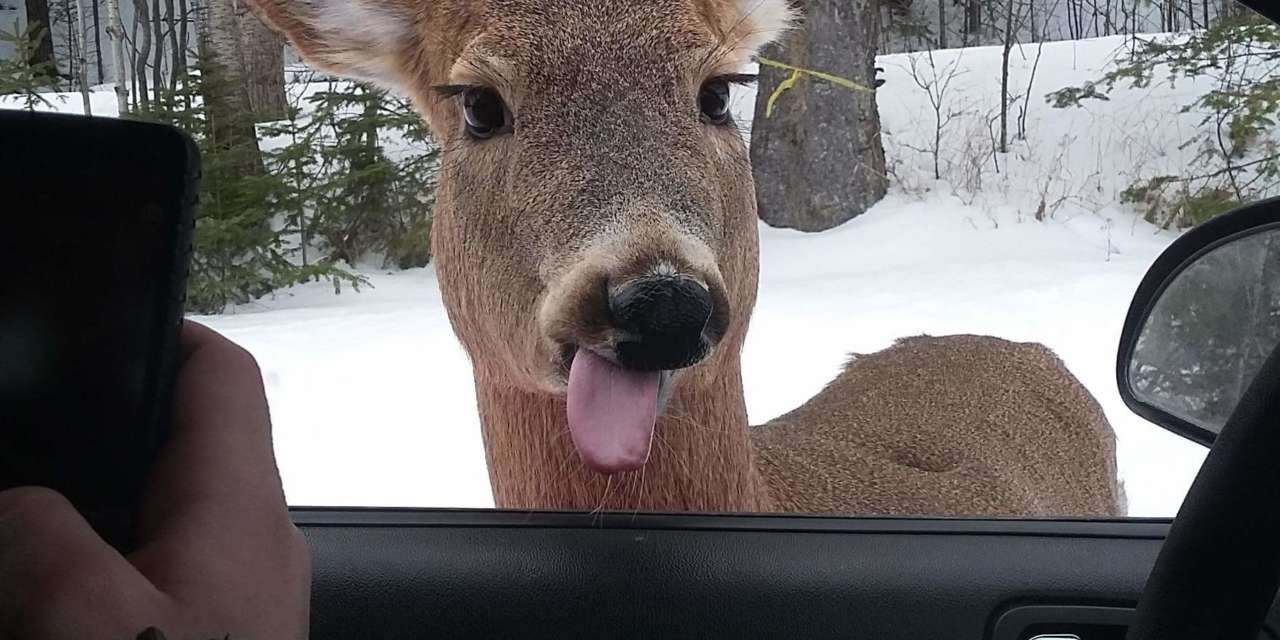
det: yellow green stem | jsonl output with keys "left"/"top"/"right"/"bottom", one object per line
{"left": 757, "top": 56, "right": 875, "bottom": 119}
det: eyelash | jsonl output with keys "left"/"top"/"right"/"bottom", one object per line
{"left": 432, "top": 84, "right": 471, "bottom": 99}
{"left": 714, "top": 73, "right": 758, "bottom": 86}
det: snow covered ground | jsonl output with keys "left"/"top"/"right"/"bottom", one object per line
{"left": 194, "top": 196, "right": 1202, "bottom": 515}
{"left": 7, "top": 33, "right": 1237, "bottom": 516}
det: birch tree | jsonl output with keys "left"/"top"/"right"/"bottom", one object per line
{"left": 131, "top": 0, "right": 150, "bottom": 110}
{"left": 105, "top": 0, "right": 127, "bottom": 114}
{"left": 240, "top": 12, "right": 285, "bottom": 120}
{"left": 199, "top": 0, "right": 263, "bottom": 174}
{"left": 74, "top": 0, "right": 92, "bottom": 114}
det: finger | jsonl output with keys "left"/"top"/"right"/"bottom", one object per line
{"left": 0, "top": 487, "right": 164, "bottom": 638}
{"left": 131, "top": 321, "right": 295, "bottom": 589}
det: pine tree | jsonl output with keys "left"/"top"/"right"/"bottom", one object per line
{"left": 140, "top": 57, "right": 365, "bottom": 313}
{"left": 119, "top": 60, "right": 438, "bottom": 313}
{"left": 259, "top": 103, "right": 323, "bottom": 269}
{"left": 306, "top": 83, "right": 392, "bottom": 265}
{"left": 289, "top": 81, "right": 439, "bottom": 270}
{"left": 0, "top": 21, "right": 59, "bottom": 110}
{"left": 379, "top": 91, "right": 439, "bottom": 269}
{"left": 22, "top": 0, "right": 57, "bottom": 78}
{"left": 1049, "top": 9, "right": 1280, "bottom": 228}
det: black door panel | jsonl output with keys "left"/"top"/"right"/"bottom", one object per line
{"left": 296, "top": 510, "right": 1172, "bottom": 639}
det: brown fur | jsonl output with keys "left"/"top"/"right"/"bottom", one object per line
{"left": 246, "top": 0, "right": 1124, "bottom": 516}
{"left": 755, "top": 335, "right": 1123, "bottom": 516}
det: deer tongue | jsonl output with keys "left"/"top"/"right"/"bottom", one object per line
{"left": 566, "top": 349, "right": 660, "bottom": 474}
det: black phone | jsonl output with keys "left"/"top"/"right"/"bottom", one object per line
{"left": 0, "top": 110, "right": 198, "bottom": 549}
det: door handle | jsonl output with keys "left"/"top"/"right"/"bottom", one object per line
{"left": 990, "top": 605, "right": 1134, "bottom": 640}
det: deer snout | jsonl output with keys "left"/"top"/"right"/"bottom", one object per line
{"left": 609, "top": 275, "right": 717, "bottom": 371}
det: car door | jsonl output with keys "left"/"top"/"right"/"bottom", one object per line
{"left": 289, "top": 3, "right": 1280, "bottom": 636}
{"left": 298, "top": 510, "right": 1166, "bottom": 638}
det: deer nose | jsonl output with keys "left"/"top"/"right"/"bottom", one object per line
{"left": 609, "top": 275, "right": 714, "bottom": 371}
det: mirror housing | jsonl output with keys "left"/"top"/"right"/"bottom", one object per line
{"left": 1118, "top": 197, "right": 1280, "bottom": 447}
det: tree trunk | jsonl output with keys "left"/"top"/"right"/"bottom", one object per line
{"left": 106, "top": 0, "right": 128, "bottom": 113}
{"left": 57, "top": 0, "right": 74, "bottom": 79}
{"left": 23, "top": 0, "right": 59, "bottom": 77}
{"left": 91, "top": 0, "right": 103, "bottom": 81}
{"left": 200, "top": 0, "right": 265, "bottom": 176}
{"left": 965, "top": 0, "right": 981, "bottom": 38}
{"left": 937, "top": 0, "right": 947, "bottom": 48}
{"left": 127, "top": 3, "right": 139, "bottom": 110}
{"left": 132, "top": 0, "right": 151, "bottom": 111}
{"left": 1029, "top": 0, "right": 1037, "bottom": 41}
{"left": 174, "top": 0, "right": 188, "bottom": 106}
{"left": 74, "top": 0, "right": 93, "bottom": 114}
{"left": 165, "top": 0, "right": 179, "bottom": 88}
{"left": 177, "top": 0, "right": 187, "bottom": 63}
{"left": 238, "top": 9, "right": 287, "bottom": 120}
{"left": 151, "top": 0, "right": 165, "bottom": 95}
{"left": 1000, "top": 0, "right": 1013, "bottom": 153}
{"left": 750, "top": 0, "right": 888, "bottom": 232}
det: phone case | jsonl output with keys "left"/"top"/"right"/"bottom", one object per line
{"left": 103, "top": 118, "right": 200, "bottom": 550}
{"left": 0, "top": 111, "right": 200, "bottom": 551}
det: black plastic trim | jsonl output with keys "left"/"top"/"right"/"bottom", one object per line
{"left": 294, "top": 510, "right": 1173, "bottom": 639}
{"left": 290, "top": 507, "right": 1171, "bottom": 538}
{"left": 1116, "top": 196, "right": 1280, "bottom": 447}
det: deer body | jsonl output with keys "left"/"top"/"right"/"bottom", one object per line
{"left": 475, "top": 334, "right": 1122, "bottom": 516}
{"left": 248, "top": 0, "right": 1124, "bottom": 517}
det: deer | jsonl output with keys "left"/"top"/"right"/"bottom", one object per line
{"left": 246, "top": 0, "right": 1125, "bottom": 517}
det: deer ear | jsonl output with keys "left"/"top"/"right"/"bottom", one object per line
{"left": 732, "top": 0, "right": 799, "bottom": 53}
{"left": 247, "top": 0, "right": 420, "bottom": 88}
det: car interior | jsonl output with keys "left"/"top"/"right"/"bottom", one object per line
{"left": 2, "top": 0, "right": 1280, "bottom": 638}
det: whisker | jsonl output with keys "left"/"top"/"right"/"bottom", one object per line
{"left": 590, "top": 475, "right": 615, "bottom": 526}
{"left": 631, "top": 463, "right": 649, "bottom": 523}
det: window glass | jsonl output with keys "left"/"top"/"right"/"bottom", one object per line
{"left": 4, "top": 0, "right": 1275, "bottom": 517}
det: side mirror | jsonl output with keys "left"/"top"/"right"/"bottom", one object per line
{"left": 1118, "top": 197, "right": 1280, "bottom": 446}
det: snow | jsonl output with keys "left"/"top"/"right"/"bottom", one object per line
{"left": 6, "top": 33, "right": 1230, "bottom": 516}
{"left": 192, "top": 192, "right": 1205, "bottom": 516}
{"left": 746, "top": 198, "right": 1202, "bottom": 517}
{"left": 194, "top": 270, "right": 496, "bottom": 508}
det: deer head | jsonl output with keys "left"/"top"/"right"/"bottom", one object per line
{"left": 249, "top": 0, "right": 795, "bottom": 476}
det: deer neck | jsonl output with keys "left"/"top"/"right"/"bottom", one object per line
{"left": 474, "top": 351, "right": 773, "bottom": 512}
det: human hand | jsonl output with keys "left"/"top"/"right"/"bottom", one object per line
{"left": 0, "top": 321, "right": 309, "bottom": 639}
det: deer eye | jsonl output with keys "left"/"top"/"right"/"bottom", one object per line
{"left": 699, "top": 79, "right": 732, "bottom": 125}
{"left": 463, "top": 87, "right": 509, "bottom": 139}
